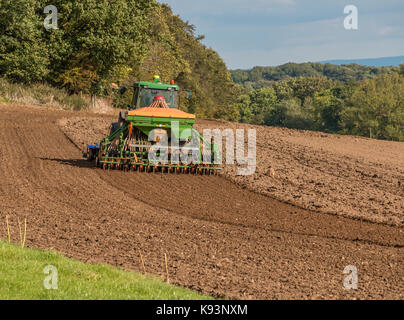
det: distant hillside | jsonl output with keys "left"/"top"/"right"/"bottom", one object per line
{"left": 320, "top": 56, "right": 404, "bottom": 67}
{"left": 231, "top": 62, "right": 399, "bottom": 89}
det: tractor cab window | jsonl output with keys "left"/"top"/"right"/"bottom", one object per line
{"left": 138, "top": 88, "right": 178, "bottom": 109}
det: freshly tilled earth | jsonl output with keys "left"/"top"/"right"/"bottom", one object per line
{"left": 194, "top": 120, "right": 404, "bottom": 227}
{"left": 1, "top": 103, "right": 403, "bottom": 299}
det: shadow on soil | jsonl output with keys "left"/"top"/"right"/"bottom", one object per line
{"left": 39, "top": 157, "right": 96, "bottom": 169}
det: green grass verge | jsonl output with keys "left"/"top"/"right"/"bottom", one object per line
{"left": 0, "top": 242, "right": 212, "bottom": 300}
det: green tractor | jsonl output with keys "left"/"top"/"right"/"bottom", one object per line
{"left": 84, "top": 76, "right": 221, "bottom": 175}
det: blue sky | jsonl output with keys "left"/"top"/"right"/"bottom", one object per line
{"left": 158, "top": 0, "right": 404, "bottom": 69}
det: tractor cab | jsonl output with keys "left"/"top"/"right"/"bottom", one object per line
{"left": 131, "top": 75, "right": 179, "bottom": 110}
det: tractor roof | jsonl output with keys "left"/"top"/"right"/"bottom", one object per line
{"left": 134, "top": 81, "right": 179, "bottom": 91}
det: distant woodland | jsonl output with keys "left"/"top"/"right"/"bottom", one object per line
{"left": 231, "top": 63, "right": 404, "bottom": 141}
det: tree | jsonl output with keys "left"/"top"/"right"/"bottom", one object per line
{"left": 49, "top": 0, "right": 155, "bottom": 94}
{"left": 340, "top": 73, "right": 404, "bottom": 141}
{"left": 236, "top": 94, "right": 253, "bottom": 123}
{"left": 0, "top": 0, "right": 49, "bottom": 83}
{"left": 156, "top": 4, "right": 239, "bottom": 119}
{"left": 265, "top": 98, "right": 315, "bottom": 129}
{"left": 250, "top": 87, "right": 277, "bottom": 124}
{"left": 235, "top": 87, "right": 277, "bottom": 125}
{"left": 399, "top": 63, "right": 404, "bottom": 76}
{"left": 312, "top": 89, "right": 343, "bottom": 132}
{"left": 287, "top": 76, "right": 334, "bottom": 104}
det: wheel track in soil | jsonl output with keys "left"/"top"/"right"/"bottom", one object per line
{"left": 0, "top": 104, "right": 403, "bottom": 299}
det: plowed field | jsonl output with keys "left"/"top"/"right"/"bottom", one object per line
{"left": 1, "top": 103, "right": 403, "bottom": 299}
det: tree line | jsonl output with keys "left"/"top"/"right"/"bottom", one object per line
{"left": 231, "top": 62, "right": 399, "bottom": 89}
{"left": 234, "top": 67, "right": 404, "bottom": 141}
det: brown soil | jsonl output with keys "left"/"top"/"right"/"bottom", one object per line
{"left": 1, "top": 103, "right": 403, "bottom": 299}
{"left": 194, "top": 120, "right": 404, "bottom": 227}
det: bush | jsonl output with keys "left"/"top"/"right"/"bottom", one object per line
{"left": 265, "top": 98, "right": 315, "bottom": 129}
{"left": 62, "top": 95, "right": 88, "bottom": 111}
